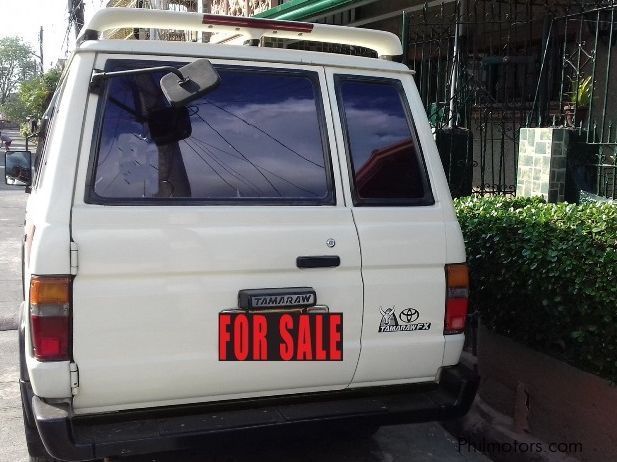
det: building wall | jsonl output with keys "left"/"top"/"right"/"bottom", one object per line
{"left": 210, "top": 0, "right": 277, "bottom": 16}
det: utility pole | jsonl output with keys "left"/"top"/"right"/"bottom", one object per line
{"left": 38, "top": 27, "right": 44, "bottom": 74}
{"left": 69, "top": 0, "right": 85, "bottom": 38}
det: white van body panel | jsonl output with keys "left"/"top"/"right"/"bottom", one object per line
{"left": 324, "top": 68, "right": 449, "bottom": 385}
{"left": 23, "top": 53, "right": 96, "bottom": 398}
{"left": 23, "top": 40, "right": 467, "bottom": 413}
{"left": 69, "top": 56, "right": 364, "bottom": 413}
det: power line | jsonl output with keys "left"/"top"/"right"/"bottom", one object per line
{"left": 203, "top": 100, "right": 325, "bottom": 169}
{"left": 180, "top": 139, "right": 237, "bottom": 192}
{"left": 189, "top": 136, "right": 321, "bottom": 197}
{"left": 188, "top": 141, "right": 265, "bottom": 196}
{"left": 193, "top": 112, "right": 282, "bottom": 197}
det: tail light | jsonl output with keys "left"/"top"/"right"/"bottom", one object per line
{"left": 30, "top": 276, "right": 71, "bottom": 361}
{"left": 444, "top": 264, "right": 469, "bottom": 335}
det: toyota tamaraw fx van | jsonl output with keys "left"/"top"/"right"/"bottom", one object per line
{"left": 5, "top": 8, "right": 478, "bottom": 461}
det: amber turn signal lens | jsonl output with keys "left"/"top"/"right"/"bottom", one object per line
{"left": 444, "top": 263, "right": 470, "bottom": 335}
{"left": 446, "top": 264, "right": 469, "bottom": 288}
{"left": 30, "top": 276, "right": 71, "bottom": 306}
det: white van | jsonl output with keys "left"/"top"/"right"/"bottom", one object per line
{"left": 7, "top": 8, "right": 477, "bottom": 461}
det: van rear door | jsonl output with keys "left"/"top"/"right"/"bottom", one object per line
{"left": 326, "top": 69, "right": 448, "bottom": 385}
{"left": 70, "top": 57, "right": 363, "bottom": 413}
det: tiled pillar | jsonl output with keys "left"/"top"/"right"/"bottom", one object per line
{"left": 517, "top": 128, "right": 569, "bottom": 203}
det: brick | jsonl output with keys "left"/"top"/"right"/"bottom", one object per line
{"left": 519, "top": 168, "right": 531, "bottom": 181}
{"left": 519, "top": 129, "right": 528, "bottom": 142}
{"left": 553, "top": 156, "right": 567, "bottom": 169}
{"left": 520, "top": 155, "right": 533, "bottom": 167}
{"left": 533, "top": 169, "right": 542, "bottom": 182}
{"left": 535, "top": 141, "right": 547, "bottom": 155}
{"left": 548, "top": 189, "right": 558, "bottom": 203}
{"left": 553, "top": 129, "right": 564, "bottom": 142}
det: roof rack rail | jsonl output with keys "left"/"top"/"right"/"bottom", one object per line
{"left": 78, "top": 8, "right": 402, "bottom": 59}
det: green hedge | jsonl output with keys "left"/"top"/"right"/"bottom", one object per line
{"left": 454, "top": 196, "right": 617, "bottom": 382}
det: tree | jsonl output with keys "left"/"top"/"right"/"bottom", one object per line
{"left": 0, "top": 37, "right": 38, "bottom": 106}
{"left": 1, "top": 67, "right": 62, "bottom": 126}
{"left": 19, "top": 67, "right": 62, "bottom": 119}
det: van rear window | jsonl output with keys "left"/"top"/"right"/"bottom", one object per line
{"left": 335, "top": 76, "right": 433, "bottom": 206}
{"left": 89, "top": 61, "right": 333, "bottom": 204}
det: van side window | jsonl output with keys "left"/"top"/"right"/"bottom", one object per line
{"left": 89, "top": 62, "right": 334, "bottom": 205}
{"left": 32, "top": 117, "right": 53, "bottom": 189}
{"left": 335, "top": 76, "right": 433, "bottom": 206}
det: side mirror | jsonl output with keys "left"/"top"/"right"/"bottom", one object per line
{"left": 4, "top": 150, "right": 32, "bottom": 186}
{"left": 160, "top": 58, "right": 220, "bottom": 107}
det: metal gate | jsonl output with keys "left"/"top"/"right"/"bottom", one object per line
{"left": 402, "top": 0, "right": 560, "bottom": 196}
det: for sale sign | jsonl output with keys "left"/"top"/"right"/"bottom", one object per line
{"left": 219, "top": 312, "right": 343, "bottom": 361}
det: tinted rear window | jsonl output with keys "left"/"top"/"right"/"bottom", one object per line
{"left": 89, "top": 61, "right": 333, "bottom": 204}
{"left": 336, "top": 77, "right": 433, "bottom": 206}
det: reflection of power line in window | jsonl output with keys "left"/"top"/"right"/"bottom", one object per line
{"left": 192, "top": 78, "right": 301, "bottom": 107}
{"left": 189, "top": 136, "right": 321, "bottom": 197}
{"left": 202, "top": 101, "right": 325, "bottom": 169}
{"left": 196, "top": 145, "right": 265, "bottom": 196}
{"left": 182, "top": 139, "right": 264, "bottom": 196}
{"left": 180, "top": 139, "right": 237, "bottom": 193}
{"left": 193, "top": 113, "right": 282, "bottom": 197}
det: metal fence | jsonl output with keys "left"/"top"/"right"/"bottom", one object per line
{"left": 528, "top": 1, "right": 617, "bottom": 200}
{"left": 402, "top": 0, "right": 617, "bottom": 200}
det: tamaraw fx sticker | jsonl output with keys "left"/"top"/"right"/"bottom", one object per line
{"left": 378, "top": 306, "right": 431, "bottom": 333}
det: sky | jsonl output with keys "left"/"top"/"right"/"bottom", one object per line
{"left": 0, "top": 0, "right": 106, "bottom": 70}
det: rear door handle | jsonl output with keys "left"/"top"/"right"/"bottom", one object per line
{"left": 296, "top": 256, "right": 340, "bottom": 269}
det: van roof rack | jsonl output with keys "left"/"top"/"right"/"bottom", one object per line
{"left": 78, "top": 8, "right": 402, "bottom": 59}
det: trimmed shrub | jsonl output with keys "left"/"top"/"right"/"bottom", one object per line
{"left": 454, "top": 196, "right": 617, "bottom": 382}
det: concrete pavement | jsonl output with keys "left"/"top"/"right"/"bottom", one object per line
{"left": 0, "top": 330, "right": 26, "bottom": 462}
{"left": 0, "top": 129, "right": 29, "bottom": 331}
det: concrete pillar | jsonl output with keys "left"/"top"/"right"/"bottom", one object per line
{"left": 516, "top": 128, "right": 569, "bottom": 203}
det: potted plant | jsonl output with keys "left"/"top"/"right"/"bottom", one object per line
{"left": 564, "top": 75, "right": 592, "bottom": 127}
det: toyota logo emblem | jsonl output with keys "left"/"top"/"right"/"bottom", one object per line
{"left": 399, "top": 308, "right": 419, "bottom": 324}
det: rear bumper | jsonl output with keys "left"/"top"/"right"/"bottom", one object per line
{"left": 33, "top": 363, "right": 478, "bottom": 461}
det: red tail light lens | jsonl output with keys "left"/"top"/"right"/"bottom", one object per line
{"left": 444, "top": 264, "right": 469, "bottom": 335}
{"left": 30, "top": 276, "right": 71, "bottom": 361}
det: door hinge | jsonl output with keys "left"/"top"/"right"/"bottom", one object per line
{"left": 70, "top": 241, "right": 78, "bottom": 275}
{"left": 69, "top": 362, "right": 79, "bottom": 395}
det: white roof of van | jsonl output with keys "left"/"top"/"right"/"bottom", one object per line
{"left": 74, "top": 7, "right": 410, "bottom": 73}
{"left": 79, "top": 8, "right": 403, "bottom": 58}
{"left": 77, "top": 39, "right": 410, "bottom": 73}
